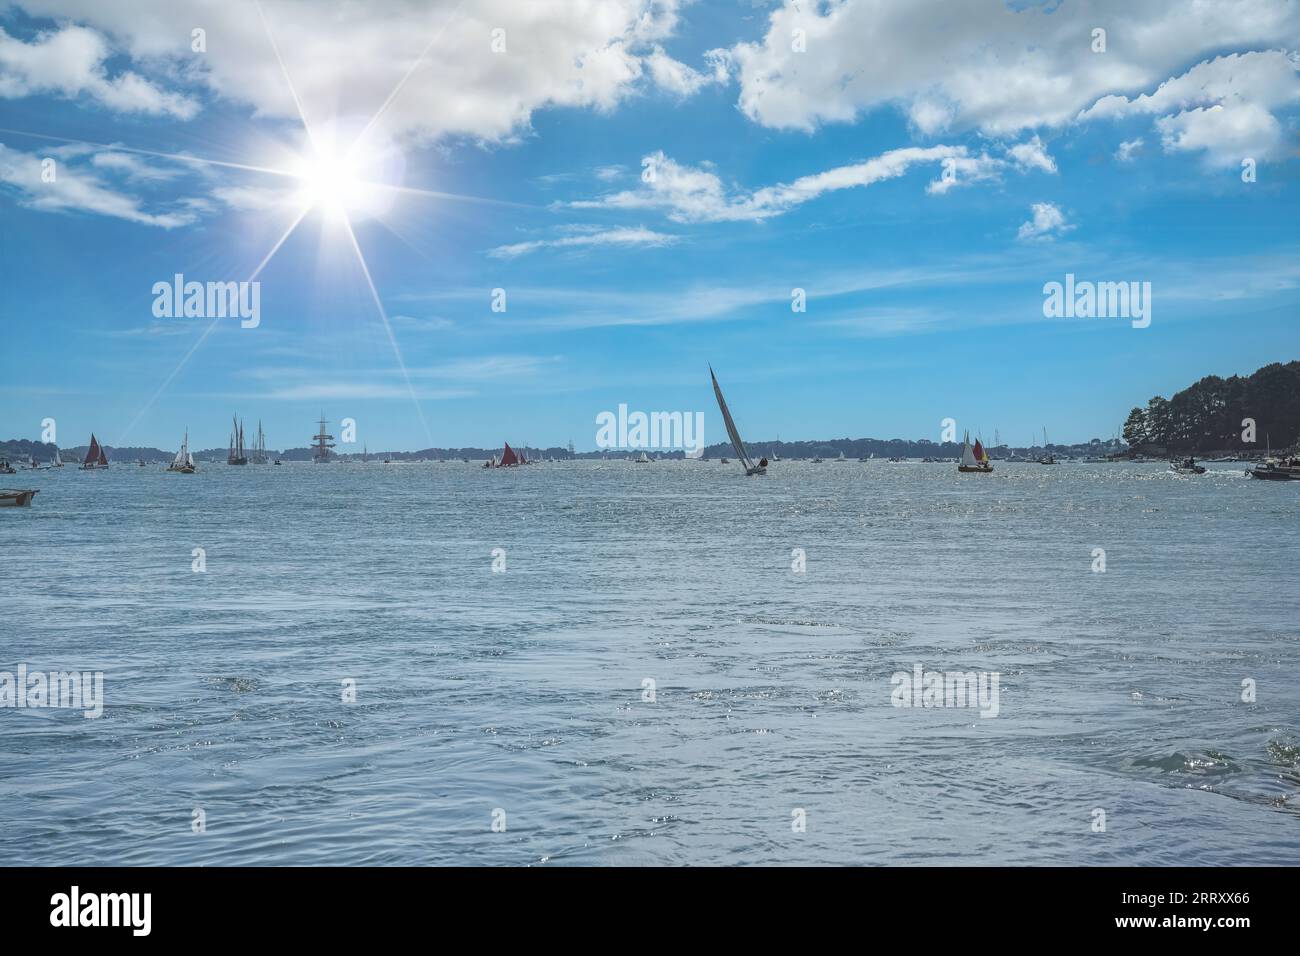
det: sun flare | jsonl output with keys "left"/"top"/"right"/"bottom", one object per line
{"left": 291, "top": 151, "right": 369, "bottom": 218}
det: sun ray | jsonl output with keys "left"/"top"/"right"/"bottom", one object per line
{"left": 349, "top": 0, "right": 468, "bottom": 157}
{"left": 0, "top": 126, "right": 295, "bottom": 179}
{"left": 340, "top": 215, "right": 433, "bottom": 446}
{"left": 254, "top": 0, "right": 322, "bottom": 158}
{"left": 115, "top": 202, "right": 313, "bottom": 444}
{"left": 377, "top": 182, "right": 538, "bottom": 211}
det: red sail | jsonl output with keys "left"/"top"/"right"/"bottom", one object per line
{"left": 973, "top": 439, "right": 986, "bottom": 462}
{"left": 500, "top": 443, "right": 519, "bottom": 466}
{"left": 98, "top": 446, "right": 109, "bottom": 466}
{"left": 83, "top": 434, "right": 100, "bottom": 465}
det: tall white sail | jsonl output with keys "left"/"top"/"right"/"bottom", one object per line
{"left": 171, "top": 430, "right": 195, "bottom": 469}
{"left": 709, "top": 366, "right": 755, "bottom": 471}
{"left": 961, "top": 431, "right": 979, "bottom": 467}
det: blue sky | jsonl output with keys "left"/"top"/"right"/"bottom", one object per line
{"left": 2, "top": 0, "right": 1298, "bottom": 452}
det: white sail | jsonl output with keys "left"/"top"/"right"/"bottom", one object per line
{"left": 709, "top": 366, "right": 755, "bottom": 471}
{"left": 961, "top": 431, "right": 979, "bottom": 467}
{"left": 52, "top": 448, "right": 62, "bottom": 466}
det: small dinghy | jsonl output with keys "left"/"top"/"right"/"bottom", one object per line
{"left": 0, "top": 488, "right": 38, "bottom": 507}
{"left": 958, "top": 432, "right": 993, "bottom": 473}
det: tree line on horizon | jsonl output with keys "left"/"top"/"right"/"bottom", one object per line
{"left": 1122, "top": 361, "right": 1300, "bottom": 453}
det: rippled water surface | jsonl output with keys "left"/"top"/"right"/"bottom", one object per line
{"left": 2, "top": 459, "right": 1298, "bottom": 865}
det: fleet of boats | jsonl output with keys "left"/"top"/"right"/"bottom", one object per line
{"left": 3, "top": 378, "right": 1298, "bottom": 509}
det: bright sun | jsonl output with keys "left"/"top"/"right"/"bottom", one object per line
{"left": 292, "top": 151, "right": 368, "bottom": 218}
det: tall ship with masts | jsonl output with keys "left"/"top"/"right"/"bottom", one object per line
{"left": 312, "top": 415, "right": 335, "bottom": 463}
{"left": 251, "top": 421, "right": 268, "bottom": 464}
{"left": 228, "top": 416, "right": 248, "bottom": 465}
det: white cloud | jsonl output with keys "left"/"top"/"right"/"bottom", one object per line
{"left": 90, "top": 151, "right": 183, "bottom": 182}
{"left": 1006, "top": 135, "right": 1056, "bottom": 174}
{"left": 488, "top": 225, "right": 679, "bottom": 258}
{"left": 574, "top": 137, "right": 1059, "bottom": 217}
{"left": 1017, "top": 202, "right": 1071, "bottom": 242}
{"left": 571, "top": 145, "right": 971, "bottom": 222}
{"left": 0, "top": 25, "right": 197, "bottom": 117}
{"left": 0, "top": 142, "right": 198, "bottom": 228}
{"left": 727, "top": 0, "right": 1299, "bottom": 156}
{"left": 9, "top": 0, "right": 709, "bottom": 144}
{"left": 646, "top": 45, "right": 722, "bottom": 96}
{"left": 1115, "top": 138, "right": 1144, "bottom": 162}
{"left": 1078, "top": 51, "right": 1300, "bottom": 166}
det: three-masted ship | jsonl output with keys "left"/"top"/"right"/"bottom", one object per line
{"left": 312, "top": 416, "right": 335, "bottom": 463}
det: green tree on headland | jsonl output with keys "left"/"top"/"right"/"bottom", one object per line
{"left": 1124, "top": 361, "right": 1300, "bottom": 453}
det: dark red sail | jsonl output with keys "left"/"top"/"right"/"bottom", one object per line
{"left": 500, "top": 443, "right": 519, "bottom": 466}
{"left": 83, "top": 434, "right": 100, "bottom": 466}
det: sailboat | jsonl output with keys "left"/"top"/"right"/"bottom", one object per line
{"left": 80, "top": 433, "right": 109, "bottom": 469}
{"left": 1037, "top": 426, "right": 1057, "bottom": 465}
{"left": 228, "top": 416, "right": 248, "bottom": 465}
{"left": 958, "top": 431, "right": 993, "bottom": 473}
{"left": 485, "top": 443, "right": 522, "bottom": 468}
{"left": 709, "top": 365, "right": 766, "bottom": 476}
{"left": 251, "top": 421, "right": 268, "bottom": 464}
{"left": 51, "top": 447, "right": 63, "bottom": 468}
{"left": 167, "top": 430, "right": 196, "bottom": 473}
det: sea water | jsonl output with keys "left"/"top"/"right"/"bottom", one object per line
{"left": 1, "top": 460, "right": 1297, "bottom": 865}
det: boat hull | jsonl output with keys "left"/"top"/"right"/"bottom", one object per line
{"left": 957, "top": 465, "right": 993, "bottom": 473}
{"left": 1248, "top": 468, "right": 1296, "bottom": 480}
{"left": 0, "top": 489, "right": 38, "bottom": 507}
